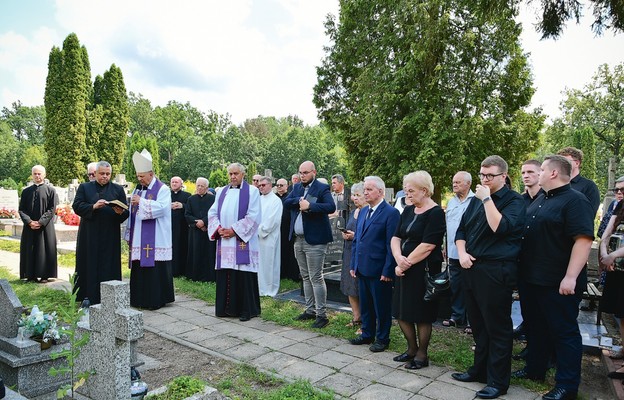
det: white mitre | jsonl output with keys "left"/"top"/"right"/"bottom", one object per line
{"left": 132, "top": 148, "right": 153, "bottom": 173}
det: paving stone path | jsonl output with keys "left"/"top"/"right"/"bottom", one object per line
{"left": 0, "top": 249, "right": 540, "bottom": 399}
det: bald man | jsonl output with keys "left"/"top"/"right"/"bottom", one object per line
{"left": 284, "top": 161, "right": 336, "bottom": 328}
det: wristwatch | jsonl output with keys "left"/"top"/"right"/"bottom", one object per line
{"left": 482, "top": 196, "right": 492, "bottom": 203}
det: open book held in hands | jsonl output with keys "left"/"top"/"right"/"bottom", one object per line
{"left": 106, "top": 199, "right": 129, "bottom": 210}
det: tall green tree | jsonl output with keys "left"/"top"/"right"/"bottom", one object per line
{"left": 474, "top": 1, "right": 624, "bottom": 39}
{"left": 0, "top": 121, "right": 21, "bottom": 182}
{"left": 314, "top": 0, "right": 543, "bottom": 195}
{"left": 44, "top": 33, "right": 89, "bottom": 185}
{"left": 544, "top": 63, "right": 624, "bottom": 193}
{"left": 93, "top": 64, "right": 129, "bottom": 173}
{"left": 573, "top": 127, "right": 596, "bottom": 180}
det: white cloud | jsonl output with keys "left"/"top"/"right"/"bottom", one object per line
{"left": 518, "top": 3, "right": 624, "bottom": 121}
{"left": 2, "top": 0, "right": 619, "bottom": 127}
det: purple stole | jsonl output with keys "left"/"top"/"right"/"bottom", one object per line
{"left": 216, "top": 181, "right": 251, "bottom": 269}
{"left": 129, "top": 179, "right": 164, "bottom": 267}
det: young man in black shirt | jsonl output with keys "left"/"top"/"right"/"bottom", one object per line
{"left": 517, "top": 155, "right": 594, "bottom": 400}
{"left": 452, "top": 155, "right": 525, "bottom": 399}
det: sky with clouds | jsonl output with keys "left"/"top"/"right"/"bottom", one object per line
{"left": 0, "top": 0, "right": 622, "bottom": 126}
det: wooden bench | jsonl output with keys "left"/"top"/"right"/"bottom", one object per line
{"left": 582, "top": 282, "right": 603, "bottom": 325}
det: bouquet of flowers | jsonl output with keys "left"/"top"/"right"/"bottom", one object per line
{"left": 0, "top": 207, "right": 17, "bottom": 219}
{"left": 55, "top": 204, "right": 80, "bottom": 226}
{"left": 18, "top": 305, "right": 61, "bottom": 341}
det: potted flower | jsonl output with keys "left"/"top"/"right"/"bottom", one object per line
{"left": 18, "top": 305, "right": 61, "bottom": 349}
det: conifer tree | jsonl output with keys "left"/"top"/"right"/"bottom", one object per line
{"left": 93, "top": 64, "right": 129, "bottom": 173}
{"left": 43, "top": 33, "right": 88, "bottom": 185}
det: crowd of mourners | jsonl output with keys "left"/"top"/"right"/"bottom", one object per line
{"left": 18, "top": 145, "right": 624, "bottom": 400}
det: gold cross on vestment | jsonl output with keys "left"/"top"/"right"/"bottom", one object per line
{"left": 239, "top": 241, "right": 247, "bottom": 250}
{"left": 143, "top": 244, "right": 153, "bottom": 258}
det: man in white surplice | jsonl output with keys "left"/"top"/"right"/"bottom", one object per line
{"left": 208, "top": 163, "right": 262, "bottom": 321}
{"left": 125, "top": 149, "right": 174, "bottom": 310}
{"left": 257, "top": 176, "right": 282, "bottom": 296}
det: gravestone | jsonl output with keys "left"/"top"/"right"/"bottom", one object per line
{"left": 54, "top": 186, "right": 69, "bottom": 205}
{"left": 67, "top": 179, "right": 80, "bottom": 203}
{"left": 0, "top": 280, "right": 21, "bottom": 338}
{"left": 76, "top": 280, "right": 143, "bottom": 400}
{"left": 0, "top": 189, "right": 19, "bottom": 216}
{"left": 0, "top": 279, "right": 70, "bottom": 397}
{"left": 114, "top": 174, "right": 128, "bottom": 188}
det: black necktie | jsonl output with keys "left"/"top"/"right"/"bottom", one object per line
{"left": 367, "top": 208, "right": 373, "bottom": 219}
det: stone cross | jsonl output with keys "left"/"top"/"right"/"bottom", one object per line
{"left": 0, "top": 279, "right": 23, "bottom": 338}
{"left": 77, "top": 280, "right": 143, "bottom": 400}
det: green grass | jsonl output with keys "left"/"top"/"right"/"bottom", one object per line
{"left": 0, "top": 265, "right": 548, "bottom": 395}
{"left": 0, "top": 266, "right": 74, "bottom": 320}
{"left": 148, "top": 376, "right": 206, "bottom": 400}
{"left": 0, "top": 236, "right": 132, "bottom": 278}
{"left": 215, "top": 364, "right": 333, "bottom": 400}
{"left": 0, "top": 239, "right": 20, "bottom": 252}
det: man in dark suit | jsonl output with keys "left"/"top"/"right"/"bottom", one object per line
{"left": 284, "top": 161, "right": 336, "bottom": 328}
{"left": 349, "top": 176, "right": 400, "bottom": 352}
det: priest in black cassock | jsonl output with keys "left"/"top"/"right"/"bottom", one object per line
{"left": 19, "top": 165, "right": 58, "bottom": 282}
{"left": 184, "top": 177, "right": 216, "bottom": 282}
{"left": 72, "top": 161, "right": 129, "bottom": 304}
{"left": 170, "top": 176, "right": 191, "bottom": 277}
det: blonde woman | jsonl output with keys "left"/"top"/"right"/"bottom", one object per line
{"left": 341, "top": 182, "right": 365, "bottom": 333}
{"left": 391, "top": 171, "right": 446, "bottom": 369}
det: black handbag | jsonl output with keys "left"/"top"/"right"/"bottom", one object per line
{"left": 608, "top": 230, "right": 624, "bottom": 272}
{"left": 424, "top": 264, "right": 450, "bottom": 302}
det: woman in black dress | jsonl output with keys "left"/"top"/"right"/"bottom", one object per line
{"left": 340, "top": 182, "right": 365, "bottom": 332}
{"left": 390, "top": 171, "right": 446, "bottom": 369}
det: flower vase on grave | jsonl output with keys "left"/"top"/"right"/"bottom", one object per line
{"left": 31, "top": 335, "right": 53, "bottom": 350}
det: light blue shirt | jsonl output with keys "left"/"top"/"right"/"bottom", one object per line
{"left": 446, "top": 190, "right": 475, "bottom": 259}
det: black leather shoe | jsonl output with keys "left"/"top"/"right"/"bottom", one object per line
{"left": 608, "top": 371, "right": 624, "bottom": 379}
{"left": 393, "top": 352, "right": 415, "bottom": 362}
{"left": 369, "top": 341, "right": 389, "bottom": 352}
{"left": 451, "top": 372, "right": 487, "bottom": 384}
{"left": 311, "top": 317, "right": 329, "bottom": 328}
{"left": 476, "top": 386, "right": 507, "bottom": 399}
{"left": 512, "top": 369, "right": 545, "bottom": 382}
{"left": 542, "top": 387, "right": 577, "bottom": 400}
{"left": 294, "top": 312, "right": 316, "bottom": 321}
{"left": 349, "top": 335, "right": 374, "bottom": 345}
{"left": 239, "top": 314, "right": 251, "bottom": 322}
{"left": 405, "top": 357, "right": 429, "bottom": 370}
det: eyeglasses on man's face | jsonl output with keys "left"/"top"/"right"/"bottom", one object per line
{"left": 478, "top": 172, "right": 504, "bottom": 181}
{"left": 88, "top": 173, "right": 96, "bottom": 177}
{"left": 259, "top": 183, "right": 269, "bottom": 188}
{"left": 613, "top": 187, "right": 624, "bottom": 193}
{"left": 298, "top": 170, "right": 312, "bottom": 176}
{"left": 276, "top": 184, "right": 286, "bottom": 187}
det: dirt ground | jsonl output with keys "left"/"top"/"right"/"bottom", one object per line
{"left": 135, "top": 331, "right": 237, "bottom": 392}
{"left": 136, "top": 330, "right": 615, "bottom": 399}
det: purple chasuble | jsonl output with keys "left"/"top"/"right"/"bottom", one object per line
{"left": 216, "top": 181, "right": 251, "bottom": 269}
{"left": 129, "top": 179, "right": 164, "bottom": 267}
